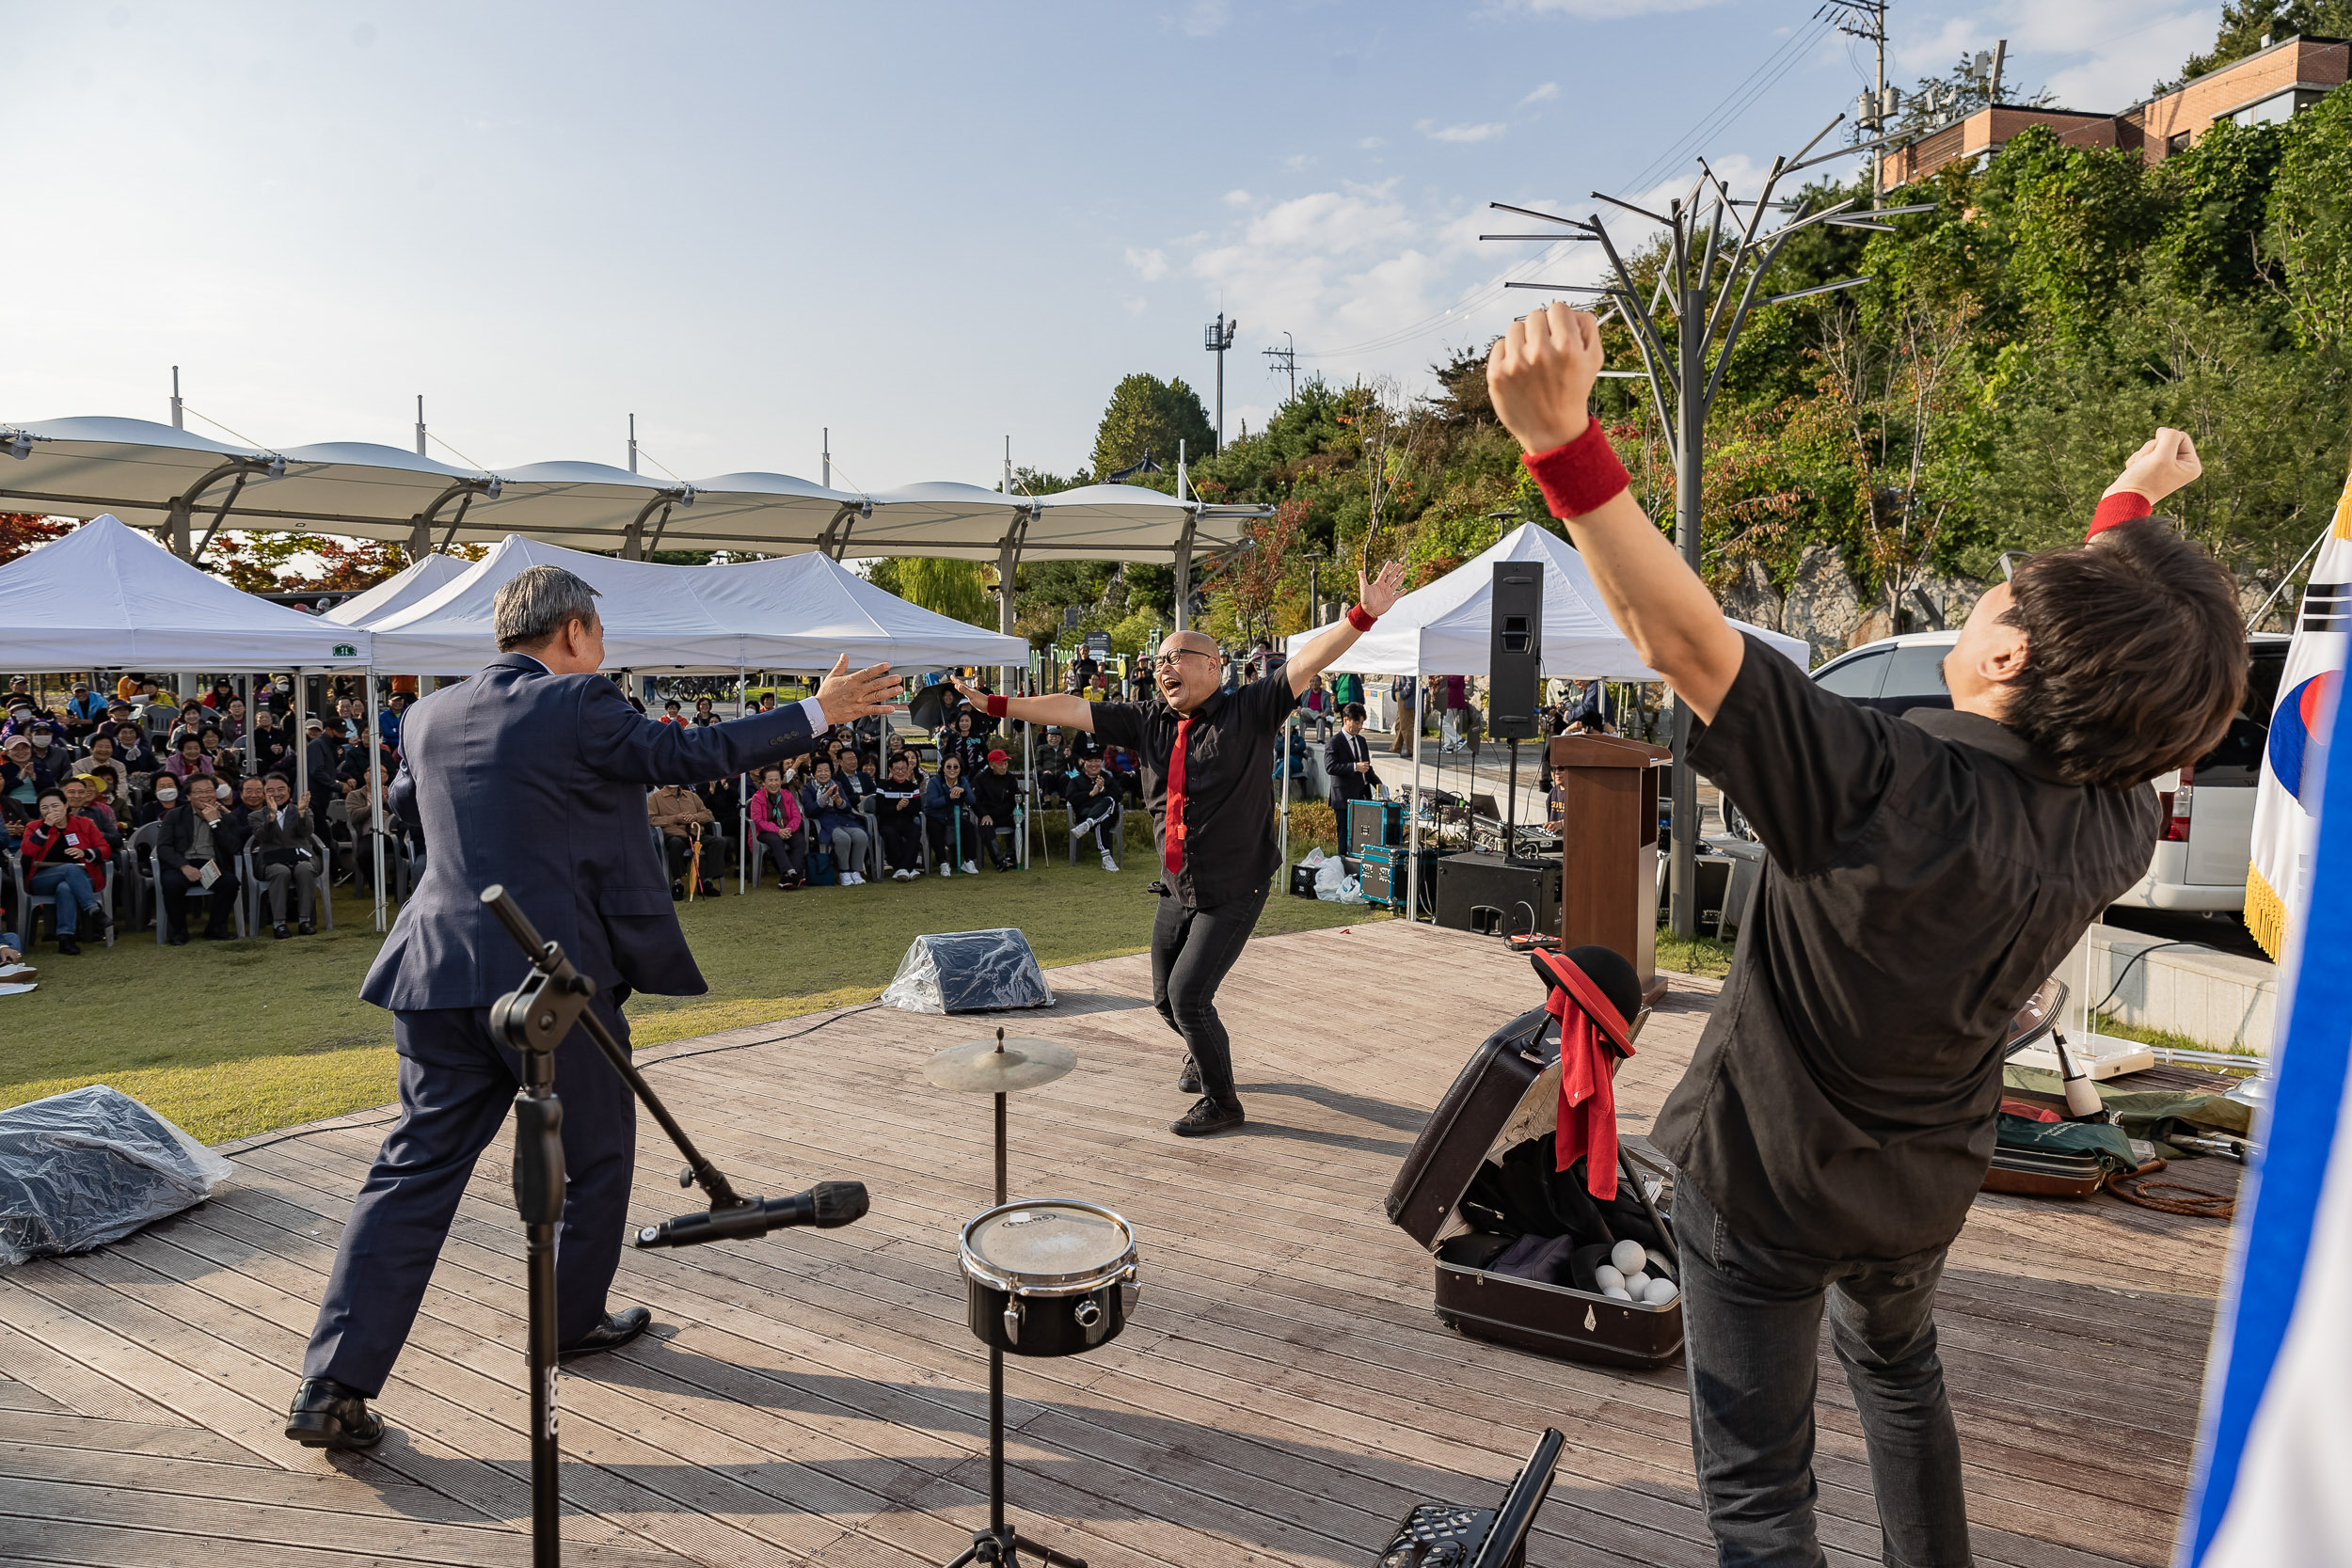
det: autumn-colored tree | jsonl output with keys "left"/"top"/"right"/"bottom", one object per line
{"left": 0, "top": 513, "right": 76, "bottom": 567}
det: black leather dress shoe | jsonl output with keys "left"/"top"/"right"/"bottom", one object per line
{"left": 559, "top": 1305, "right": 652, "bottom": 1361}
{"left": 285, "top": 1377, "right": 384, "bottom": 1450}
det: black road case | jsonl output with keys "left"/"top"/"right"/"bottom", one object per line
{"left": 1386, "top": 1004, "right": 1683, "bottom": 1369}
{"left": 1359, "top": 844, "right": 1443, "bottom": 915}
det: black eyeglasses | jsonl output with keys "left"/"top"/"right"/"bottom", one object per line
{"left": 1149, "top": 649, "right": 1215, "bottom": 670}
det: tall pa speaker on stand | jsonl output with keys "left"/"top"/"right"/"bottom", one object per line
{"left": 1488, "top": 562, "right": 1544, "bottom": 863}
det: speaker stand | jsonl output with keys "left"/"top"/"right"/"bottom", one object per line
{"left": 1503, "top": 737, "right": 1520, "bottom": 863}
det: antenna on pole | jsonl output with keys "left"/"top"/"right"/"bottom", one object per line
{"left": 171, "top": 367, "right": 183, "bottom": 431}
{"left": 1003, "top": 435, "right": 1012, "bottom": 495}
{"left": 822, "top": 427, "right": 831, "bottom": 489}
{"left": 1203, "top": 311, "right": 1239, "bottom": 451}
{"left": 628, "top": 413, "right": 638, "bottom": 475}
{"left": 414, "top": 395, "right": 426, "bottom": 457}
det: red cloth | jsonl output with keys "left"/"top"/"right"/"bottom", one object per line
{"left": 1345, "top": 603, "right": 1376, "bottom": 632}
{"left": 1521, "top": 419, "right": 1632, "bottom": 519}
{"left": 1534, "top": 950, "right": 1636, "bottom": 1199}
{"left": 1162, "top": 714, "right": 1195, "bottom": 876}
{"left": 2087, "top": 491, "right": 2153, "bottom": 539}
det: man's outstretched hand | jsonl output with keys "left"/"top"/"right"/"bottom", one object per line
{"left": 1487, "top": 304, "right": 1605, "bottom": 454}
{"left": 814, "top": 655, "right": 901, "bottom": 725}
{"left": 2107, "top": 427, "right": 2201, "bottom": 506}
{"left": 1358, "top": 561, "right": 1406, "bottom": 618}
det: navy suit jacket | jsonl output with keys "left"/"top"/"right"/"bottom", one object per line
{"left": 360, "top": 655, "right": 823, "bottom": 1011}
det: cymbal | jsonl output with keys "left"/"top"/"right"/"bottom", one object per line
{"left": 923, "top": 1035, "right": 1077, "bottom": 1094}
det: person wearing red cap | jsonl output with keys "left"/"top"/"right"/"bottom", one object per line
{"left": 956, "top": 563, "right": 1404, "bottom": 1136}
{"left": 971, "top": 748, "right": 1022, "bottom": 871}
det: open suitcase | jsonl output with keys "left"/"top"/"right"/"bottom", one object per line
{"left": 1386, "top": 1001, "right": 1684, "bottom": 1370}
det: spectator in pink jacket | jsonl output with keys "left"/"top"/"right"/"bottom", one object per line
{"left": 748, "top": 763, "right": 806, "bottom": 889}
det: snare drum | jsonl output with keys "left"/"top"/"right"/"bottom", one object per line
{"left": 960, "top": 1198, "right": 1139, "bottom": 1358}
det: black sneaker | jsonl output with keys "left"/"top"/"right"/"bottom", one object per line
{"left": 1177, "top": 1055, "right": 1201, "bottom": 1094}
{"left": 55, "top": 936, "right": 81, "bottom": 956}
{"left": 1170, "top": 1098, "right": 1245, "bottom": 1137}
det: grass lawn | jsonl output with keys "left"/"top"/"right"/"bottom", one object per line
{"left": 4, "top": 822, "right": 1383, "bottom": 1145}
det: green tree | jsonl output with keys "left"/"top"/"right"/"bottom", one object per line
{"left": 1089, "top": 373, "right": 1216, "bottom": 492}
{"left": 2267, "top": 86, "right": 2352, "bottom": 349}
{"left": 2178, "top": 2, "right": 2352, "bottom": 85}
{"left": 866, "top": 557, "right": 995, "bottom": 628}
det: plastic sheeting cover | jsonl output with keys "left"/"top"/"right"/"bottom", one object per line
{"left": 0, "top": 1085, "right": 234, "bottom": 1267}
{"left": 881, "top": 927, "right": 1056, "bottom": 1015}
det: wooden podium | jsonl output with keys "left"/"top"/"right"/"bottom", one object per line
{"left": 1547, "top": 734, "right": 1672, "bottom": 1004}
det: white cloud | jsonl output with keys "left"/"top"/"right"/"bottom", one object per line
{"left": 1222, "top": 188, "right": 1252, "bottom": 207}
{"left": 1519, "top": 81, "right": 1561, "bottom": 106}
{"left": 1358, "top": 135, "right": 1387, "bottom": 150}
{"left": 1124, "top": 246, "right": 1168, "bottom": 281}
{"left": 1283, "top": 151, "right": 1316, "bottom": 172}
{"left": 1419, "top": 119, "right": 1508, "bottom": 144}
{"left": 1894, "top": 3, "right": 2215, "bottom": 109}
{"left": 1177, "top": 0, "right": 1229, "bottom": 38}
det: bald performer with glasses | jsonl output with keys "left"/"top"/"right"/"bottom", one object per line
{"left": 959, "top": 562, "right": 1405, "bottom": 1136}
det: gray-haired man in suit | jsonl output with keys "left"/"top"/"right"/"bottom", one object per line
{"left": 287, "top": 565, "right": 899, "bottom": 1450}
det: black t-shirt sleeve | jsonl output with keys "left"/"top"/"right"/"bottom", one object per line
{"left": 1689, "top": 632, "right": 1901, "bottom": 878}
{"left": 1238, "top": 673, "right": 1296, "bottom": 733}
{"left": 1088, "top": 700, "right": 1148, "bottom": 750}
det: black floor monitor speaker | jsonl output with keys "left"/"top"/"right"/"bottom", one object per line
{"left": 1488, "top": 562, "right": 1544, "bottom": 741}
{"left": 1435, "top": 852, "right": 1561, "bottom": 940}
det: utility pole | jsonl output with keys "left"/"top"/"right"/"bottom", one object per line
{"left": 171, "top": 367, "right": 183, "bottom": 430}
{"left": 822, "top": 428, "right": 831, "bottom": 489}
{"left": 1831, "top": 2, "right": 1891, "bottom": 197}
{"left": 1003, "top": 435, "right": 1013, "bottom": 494}
{"left": 1203, "top": 311, "right": 1239, "bottom": 451}
{"left": 1263, "top": 331, "right": 1298, "bottom": 404}
{"left": 1486, "top": 117, "right": 1930, "bottom": 939}
{"left": 414, "top": 395, "right": 426, "bottom": 457}
{"left": 628, "top": 413, "right": 638, "bottom": 474}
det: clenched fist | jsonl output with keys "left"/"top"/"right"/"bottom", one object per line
{"left": 1487, "top": 304, "right": 1606, "bottom": 454}
{"left": 2106, "top": 428, "right": 2201, "bottom": 507}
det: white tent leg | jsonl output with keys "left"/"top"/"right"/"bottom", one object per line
{"left": 1279, "top": 710, "right": 1292, "bottom": 869}
{"left": 366, "top": 669, "right": 386, "bottom": 931}
{"left": 1406, "top": 673, "right": 1423, "bottom": 923}
{"left": 738, "top": 664, "right": 749, "bottom": 895}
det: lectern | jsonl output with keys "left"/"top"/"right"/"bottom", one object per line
{"left": 1547, "top": 734, "right": 1672, "bottom": 1005}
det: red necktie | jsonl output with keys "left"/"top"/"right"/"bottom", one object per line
{"left": 1162, "top": 715, "right": 1194, "bottom": 876}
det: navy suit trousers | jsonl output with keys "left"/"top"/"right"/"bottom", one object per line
{"left": 302, "top": 996, "right": 636, "bottom": 1397}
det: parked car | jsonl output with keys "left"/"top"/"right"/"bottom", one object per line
{"left": 1753, "top": 629, "right": 2289, "bottom": 911}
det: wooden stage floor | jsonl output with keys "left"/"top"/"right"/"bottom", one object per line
{"left": 0, "top": 921, "right": 2240, "bottom": 1567}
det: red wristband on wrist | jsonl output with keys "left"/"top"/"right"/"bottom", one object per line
{"left": 1522, "top": 420, "right": 1629, "bottom": 519}
{"left": 1345, "top": 604, "right": 1376, "bottom": 632}
{"left": 2088, "top": 491, "right": 2153, "bottom": 540}
{"left": 985, "top": 694, "right": 1009, "bottom": 718}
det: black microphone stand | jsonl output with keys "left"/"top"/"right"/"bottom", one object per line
{"left": 482, "top": 883, "right": 755, "bottom": 1568}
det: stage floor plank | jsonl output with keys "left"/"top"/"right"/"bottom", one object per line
{"left": 0, "top": 920, "right": 2234, "bottom": 1567}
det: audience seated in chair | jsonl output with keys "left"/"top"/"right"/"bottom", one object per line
{"left": 873, "top": 753, "right": 927, "bottom": 881}
{"left": 158, "top": 774, "right": 244, "bottom": 943}
{"left": 800, "top": 759, "right": 868, "bottom": 885}
{"left": 19, "top": 785, "right": 111, "bottom": 955}
{"left": 248, "top": 773, "right": 322, "bottom": 939}
{"left": 971, "top": 748, "right": 1022, "bottom": 872}
{"left": 1065, "top": 754, "right": 1121, "bottom": 873}
{"left": 748, "top": 764, "right": 807, "bottom": 889}
{"left": 923, "top": 752, "right": 982, "bottom": 877}
{"left": 647, "top": 782, "right": 716, "bottom": 898}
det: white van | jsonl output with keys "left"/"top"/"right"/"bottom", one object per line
{"left": 1799, "top": 629, "right": 2289, "bottom": 912}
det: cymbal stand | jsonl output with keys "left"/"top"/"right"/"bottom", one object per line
{"left": 481, "top": 883, "right": 756, "bottom": 1568}
{"left": 943, "top": 1029, "right": 1087, "bottom": 1568}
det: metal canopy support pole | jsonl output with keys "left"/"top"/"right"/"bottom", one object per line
{"left": 1668, "top": 279, "right": 1702, "bottom": 943}
{"left": 294, "top": 673, "right": 310, "bottom": 826}
{"left": 366, "top": 669, "right": 386, "bottom": 931}
{"left": 738, "top": 664, "right": 749, "bottom": 895}
{"left": 1406, "top": 666, "right": 1423, "bottom": 923}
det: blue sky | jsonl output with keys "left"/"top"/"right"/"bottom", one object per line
{"left": 2, "top": 1, "right": 2217, "bottom": 491}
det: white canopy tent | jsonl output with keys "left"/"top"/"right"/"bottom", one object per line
{"left": 1279, "top": 522, "right": 1809, "bottom": 923}
{"left": 322, "top": 550, "right": 469, "bottom": 626}
{"left": 366, "top": 533, "right": 1029, "bottom": 674}
{"left": 1281, "top": 522, "right": 1809, "bottom": 677}
{"left": 0, "top": 514, "right": 388, "bottom": 929}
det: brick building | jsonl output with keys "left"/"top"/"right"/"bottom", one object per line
{"left": 1883, "top": 33, "right": 2350, "bottom": 187}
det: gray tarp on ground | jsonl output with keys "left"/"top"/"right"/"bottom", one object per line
{"left": 881, "top": 927, "right": 1054, "bottom": 1014}
{"left": 0, "top": 1085, "right": 233, "bottom": 1267}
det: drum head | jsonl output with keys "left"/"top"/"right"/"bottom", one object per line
{"left": 968, "top": 1202, "right": 1129, "bottom": 1282}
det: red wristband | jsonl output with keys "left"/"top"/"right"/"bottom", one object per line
{"left": 2088, "top": 491, "right": 2153, "bottom": 539}
{"left": 1345, "top": 604, "right": 1376, "bottom": 632}
{"left": 1522, "top": 420, "right": 1629, "bottom": 519}
{"left": 985, "top": 694, "right": 1009, "bottom": 719}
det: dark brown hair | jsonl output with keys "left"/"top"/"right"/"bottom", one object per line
{"left": 2001, "top": 519, "right": 2245, "bottom": 789}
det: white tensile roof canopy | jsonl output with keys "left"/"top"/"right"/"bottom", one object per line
{"left": 366, "top": 533, "right": 1030, "bottom": 674}
{"left": 0, "top": 514, "right": 372, "bottom": 669}
{"left": 0, "top": 418, "right": 1263, "bottom": 597}
{"left": 1283, "top": 522, "right": 1811, "bottom": 677}
{"left": 321, "top": 550, "right": 470, "bottom": 626}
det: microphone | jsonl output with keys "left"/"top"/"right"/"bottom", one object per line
{"left": 632, "top": 1180, "right": 869, "bottom": 1249}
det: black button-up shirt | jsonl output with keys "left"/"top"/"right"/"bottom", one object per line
{"left": 1090, "top": 673, "right": 1293, "bottom": 909}
{"left": 1655, "top": 635, "right": 2159, "bottom": 1260}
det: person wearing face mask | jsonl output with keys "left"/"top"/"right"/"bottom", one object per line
{"left": 136, "top": 773, "right": 183, "bottom": 830}
{"left": 1, "top": 736, "right": 56, "bottom": 827}
{"left": 20, "top": 786, "right": 111, "bottom": 954}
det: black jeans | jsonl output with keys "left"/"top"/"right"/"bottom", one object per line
{"left": 1149, "top": 879, "right": 1269, "bottom": 1107}
{"left": 877, "top": 809, "right": 924, "bottom": 872}
{"left": 756, "top": 828, "right": 804, "bottom": 881}
{"left": 1673, "top": 1183, "right": 1970, "bottom": 1568}
{"left": 928, "top": 806, "right": 978, "bottom": 864}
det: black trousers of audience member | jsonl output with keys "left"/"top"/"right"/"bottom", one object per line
{"left": 1071, "top": 798, "right": 1119, "bottom": 848}
{"left": 1672, "top": 1183, "right": 1970, "bottom": 1568}
{"left": 877, "top": 808, "right": 924, "bottom": 873}
{"left": 303, "top": 996, "right": 635, "bottom": 1398}
{"left": 161, "top": 863, "right": 242, "bottom": 937}
{"left": 1149, "top": 878, "right": 1270, "bottom": 1109}
{"left": 661, "top": 832, "right": 709, "bottom": 885}
{"left": 928, "top": 806, "right": 978, "bottom": 866}
{"left": 757, "top": 828, "right": 805, "bottom": 883}
{"left": 978, "top": 819, "right": 1016, "bottom": 869}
